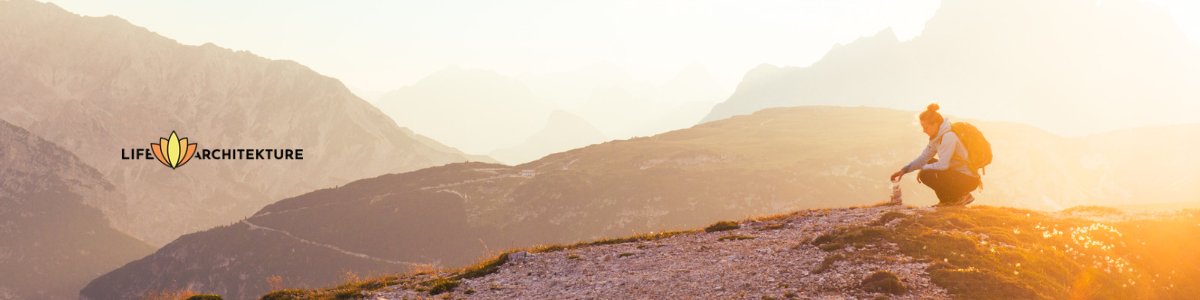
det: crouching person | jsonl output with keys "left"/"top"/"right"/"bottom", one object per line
{"left": 890, "top": 103, "right": 990, "bottom": 206}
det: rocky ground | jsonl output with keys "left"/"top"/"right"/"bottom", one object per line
{"left": 373, "top": 205, "right": 948, "bottom": 299}
{"left": 256, "top": 203, "right": 1199, "bottom": 300}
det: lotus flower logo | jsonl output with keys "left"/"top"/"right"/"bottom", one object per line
{"left": 151, "top": 131, "right": 197, "bottom": 169}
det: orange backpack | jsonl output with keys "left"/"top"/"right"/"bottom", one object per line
{"left": 950, "top": 122, "right": 992, "bottom": 176}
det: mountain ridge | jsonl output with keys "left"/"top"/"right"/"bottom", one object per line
{"left": 0, "top": 119, "right": 154, "bottom": 300}
{"left": 85, "top": 106, "right": 1200, "bottom": 299}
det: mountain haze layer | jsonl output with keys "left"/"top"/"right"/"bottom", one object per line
{"left": 374, "top": 64, "right": 726, "bottom": 164}
{"left": 374, "top": 67, "right": 555, "bottom": 156}
{"left": 703, "top": 0, "right": 1200, "bottom": 135}
{"left": 536, "top": 63, "right": 726, "bottom": 139}
{"left": 489, "top": 110, "right": 607, "bottom": 164}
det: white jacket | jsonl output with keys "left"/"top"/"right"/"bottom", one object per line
{"left": 901, "top": 119, "right": 976, "bottom": 177}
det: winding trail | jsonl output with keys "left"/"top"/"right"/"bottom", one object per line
{"left": 242, "top": 220, "right": 424, "bottom": 267}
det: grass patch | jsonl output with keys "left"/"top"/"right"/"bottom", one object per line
{"left": 759, "top": 223, "right": 788, "bottom": 231}
{"left": 457, "top": 252, "right": 510, "bottom": 280}
{"left": 812, "top": 253, "right": 845, "bottom": 274}
{"left": 861, "top": 271, "right": 906, "bottom": 295}
{"left": 810, "top": 226, "right": 888, "bottom": 251}
{"left": 871, "top": 206, "right": 1200, "bottom": 299}
{"left": 418, "top": 251, "right": 513, "bottom": 294}
{"left": 260, "top": 274, "right": 405, "bottom": 300}
{"left": 259, "top": 289, "right": 310, "bottom": 300}
{"left": 185, "top": 295, "right": 223, "bottom": 300}
{"left": 262, "top": 253, "right": 512, "bottom": 299}
{"left": 705, "top": 220, "right": 740, "bottom": 232}
{"left": 717, "top": 234, "right": 756, "bottom": 241}
{"left": 871, "top": 212, "right": 910, "bottom": 226}
{"left": 532, "top": 230, "right": 694, "bottom": 253}
{"left": 817, "top": 242, "right": 844, "bottom": 251}
{"left": 752, "top": 211, "right": 802, "bottom": 222}
{"left": 426, "top": 277, "right": 460, "bottom": 295}
{"left": 886, "top": 207, "right": 1071, "bottom": 299}
{"left": 535, "top": 245, "right": 566, "bottom": 252}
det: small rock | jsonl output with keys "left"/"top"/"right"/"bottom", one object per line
{"left": 509, "top": 251, "right": 530, "bottom": 262}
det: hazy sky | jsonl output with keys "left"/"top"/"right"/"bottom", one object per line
{"left": 43, "top": 0, "right": 1199, "bottom": 98}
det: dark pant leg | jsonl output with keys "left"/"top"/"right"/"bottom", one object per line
{"left": 918, "top": 169, "right": 980, "bottom": 203}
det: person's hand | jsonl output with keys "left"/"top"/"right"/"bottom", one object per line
{"left": 890, "top": 170, "right": 904, "bottom": 182}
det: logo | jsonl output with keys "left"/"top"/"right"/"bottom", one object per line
{"left": 122, "top": 130, "right": 304, "bottom": 170}
{"left": 151, "top": 131, "right": 197, "bottom": 169}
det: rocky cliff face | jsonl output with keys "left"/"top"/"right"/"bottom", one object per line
{"left": 0, "top": 0, "right": 485, "bottom": 244}
{"left": 0, "top": 119, "right": 154, "bottom": 300}
{"left": 83, "top": 106, "right": 1200, "bottom": 299}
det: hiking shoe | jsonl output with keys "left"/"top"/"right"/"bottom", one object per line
{"left": 933, "top": 194, "right": 974, "bottom": 208}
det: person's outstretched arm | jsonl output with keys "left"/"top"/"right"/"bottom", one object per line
{"left": 892, "top": 138, "right": 936, "bottom": 181}
{"left": 901, "top": 140, "right": 937, "bottom": 174}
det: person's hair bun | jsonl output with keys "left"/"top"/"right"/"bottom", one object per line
{"left": 926, "top": 103, "right": 940, "bottom": 112}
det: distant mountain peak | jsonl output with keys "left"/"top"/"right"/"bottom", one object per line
{"left": 702, "top": 0, "right": 1200, "bottom": 133}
